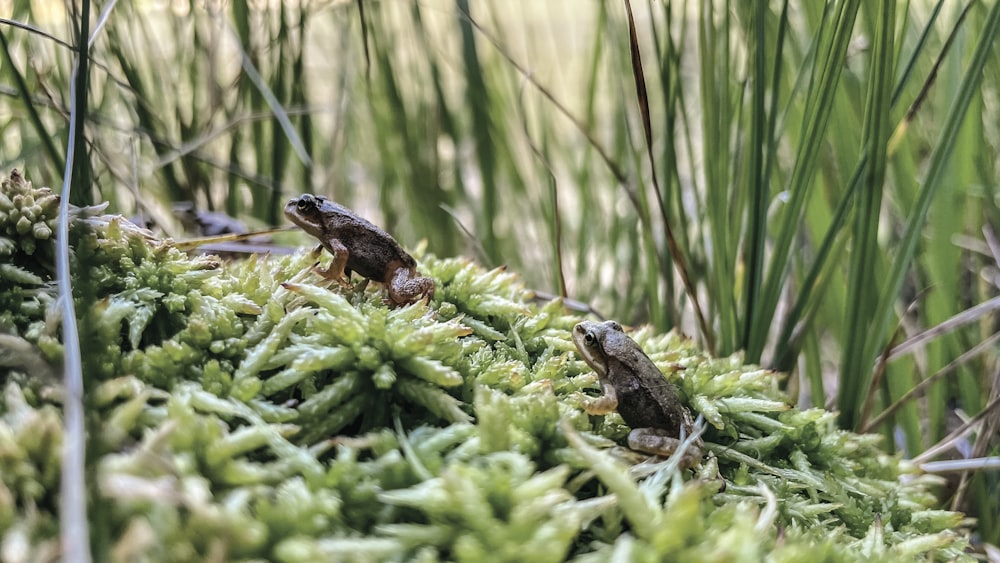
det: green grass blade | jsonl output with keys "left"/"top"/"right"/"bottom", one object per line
{"left": 226, "top": 18, "right": 312, "bottom": 171}
{"left": 771, "top": 0, "right": 966, "bottom": 375}
{"left": 290, "top": 7, "right": 313, "bottom": 217}
{"left": 0, "top": 29, "right": 65, "bottom": 172}
{"left": 699, "top": 0, "right": 736, "bottom": 353}
{"left": 772, "top": 7, "right": 931, "bottom": 373}
{"left": 747, "top": 0, "right": 861, "bottom": 362}
{"left": 88, "top": 0, "right": 118, "bottom": 49}
{"left": 624, "top": 0, "right": 713, "bottom": 351}
{"left": 836, "top": 0, "right": 895, "bottom": 429}
{"left": 740, "top": 1, "right": 770, "bottom": 354}
{"left": 59, "top": 4, "right": 92, "bottom": 560}
{"left": 844, "top": 0, "right": 1000, "bottom": 429}
{"left": 892, "top": 0, "right": 946, "bottom": 104}
{"left": 456, "top": 0, "right": 499, "bottom": 263}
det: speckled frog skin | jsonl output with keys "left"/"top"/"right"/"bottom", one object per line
{"left": 573, "top": 320, "right": 703, "bottom": 468}
{"left": 284, "top": 194, "right": 434, "bottom": 306}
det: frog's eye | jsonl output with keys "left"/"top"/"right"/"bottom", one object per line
{"left": 584, "top": 332, "right": 597, "bottom": 346}
{"left": 296, "top": 198, "right": 310, "bottom": 210}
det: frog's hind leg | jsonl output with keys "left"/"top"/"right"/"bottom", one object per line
{"left": 386, "top": 267, "right": 435, "bottom": 306}
{"left": 627, "top": 428, "right": 702, "bottom": 469}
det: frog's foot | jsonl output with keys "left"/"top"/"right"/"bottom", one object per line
{"left": 305, "top": 244, "right": 347, "bottom": 283}
{"left": 312, "top": 264, "right": 351, "bottom": 287}
{"left": 628, "top": 427, "right": 703, "bottom": 469}
{"left": 582, "top": 382, "right": 618, "bottom": 415}
{"left": 313, "top": 248, "right": 352, "bottom": 287}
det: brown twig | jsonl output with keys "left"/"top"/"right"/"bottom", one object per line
{"left": 621, "top": 0, "right": 714, "bottom": 352}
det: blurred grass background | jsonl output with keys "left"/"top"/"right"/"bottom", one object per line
{"left": 1, "top": 0, "right": 998, "bottom": 544}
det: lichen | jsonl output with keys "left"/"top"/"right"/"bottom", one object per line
{"left": 0, "top": 171, "right": 971, "bottom": 561}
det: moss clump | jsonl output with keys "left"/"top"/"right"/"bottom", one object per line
{"left": 0, "top": 171, "right": 970, "bottom": 561}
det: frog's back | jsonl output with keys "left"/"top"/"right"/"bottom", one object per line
{"left": 617, "top": 381, "right": 688, "bottom": 435}
{"left": 609, "top": 349, "right": 689, "bottom": 436}
{"left": 332, "top": 212, "right": 417, "bottom": 281}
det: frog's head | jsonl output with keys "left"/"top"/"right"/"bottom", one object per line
{"left": 573, "top": 320, "right": 625, "bottom": 377}
{"left": 284, "top": 193, "right": 346, "bottom": 238}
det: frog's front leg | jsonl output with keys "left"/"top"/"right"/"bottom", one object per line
{"left": 628, "top": 428, "right": 703, "bottom": 469}
{"left": 314, "top": 239, "right": 351, "bottom": 287}
{"left": 583, "top": 381, "right": 619, "bottom": 415}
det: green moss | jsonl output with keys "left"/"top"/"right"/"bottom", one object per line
{"left": 0, "top": 171, "right": 971, "bottom": 561}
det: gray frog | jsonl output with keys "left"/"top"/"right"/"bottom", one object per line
{"left": 573, "top": 320, "right": 703, "bottom": 468}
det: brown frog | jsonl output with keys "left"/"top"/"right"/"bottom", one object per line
{"left": 573, "top": 320, "right": 703, "bottom": 468}
{"left": 284, "top": 194, "right": 435, "bottom": 306}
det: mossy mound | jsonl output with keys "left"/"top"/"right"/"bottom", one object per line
{"left": 0, "top": 171, "right": 970, "bottom": 561}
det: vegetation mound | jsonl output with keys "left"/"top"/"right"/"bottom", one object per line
{"left": 0, "top": 171, "right": 969, "bottom": 561}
